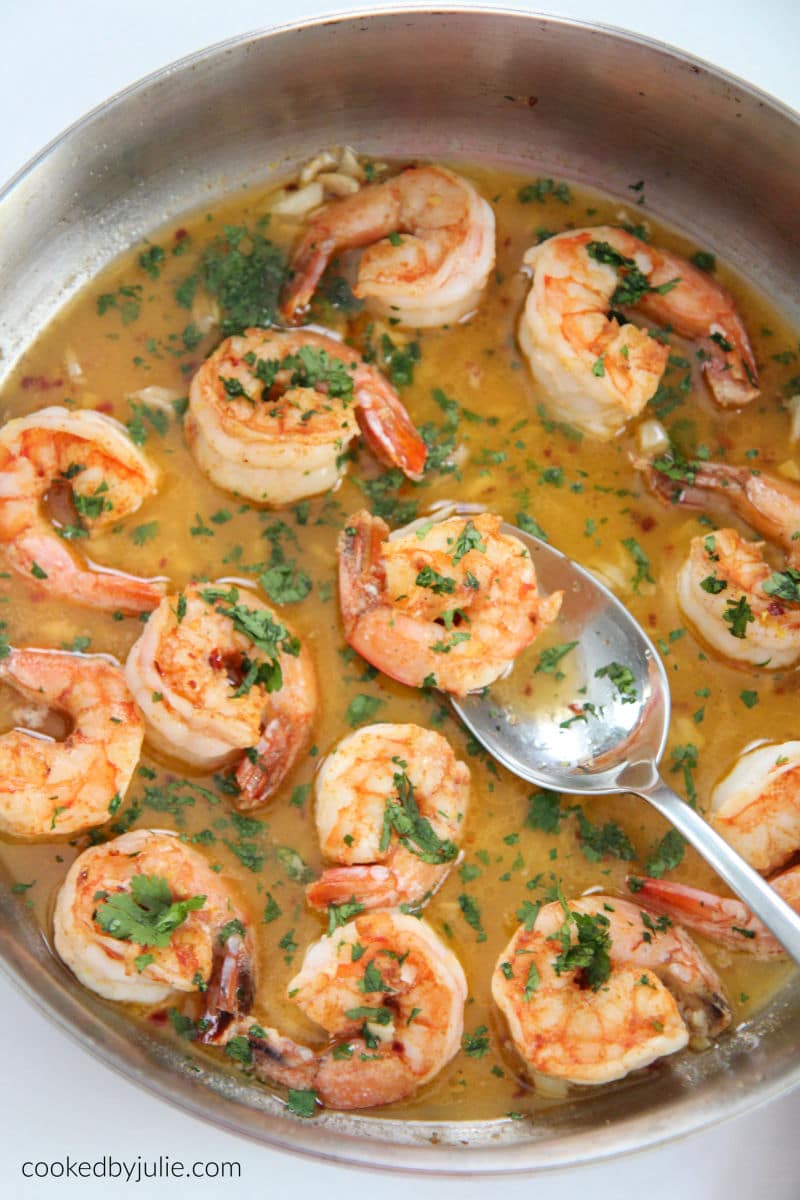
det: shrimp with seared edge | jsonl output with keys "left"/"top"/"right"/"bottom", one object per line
{"left": 708, "top": 740, "right": 800, "bottom": 875}
{"left": 185, "top": 328, "right": 426, "bottom": 504}
{"left": 338, "top": 510, "right": 562, "bottom": 696}
{"left": 54, "top": 829, "right": 254, "bottom": 1039}
{"left": 631, "top": 870, "right": 800, "bottom": 961}
{"left": 281, "top": 164, "right": 495, "bottom": 328}
{"left": 676, "top": 527, "right": 800, "bottom": 669}
{"left": 306, "top": 723, "right": 469, "bottom": 912}
{"left": 0, "top": 406, "right": 165, "bottom": 612}
{"left": 0, "top": 647, "right": 143, "bottom": 838}
{"left": 519, "top": 227, "right": 758, "bottom": 440}
{"left": 492, "top": 894, "right": 731, "bottom": 1086}
{"left": 642, "top": 453, "right": 800, "bottom": 569}
{"left": 638, "top": 452, "right": 800, "bottom": 666}
{"left": 125, "top": 582, "right": 317, "bottom": 808}
{"left": 631, "top": 740, "right": 800, "bottom": 957}
{"left": 243, "top": 910, "right": 466, "bottom": 1109}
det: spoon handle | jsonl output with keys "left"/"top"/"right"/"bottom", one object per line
{"left": 636, "top": 775, "right": 800, "bottom": 965}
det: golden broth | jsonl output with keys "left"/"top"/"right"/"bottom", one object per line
{"left": 1, "top": 158, "right": 798, "bottom": 1121}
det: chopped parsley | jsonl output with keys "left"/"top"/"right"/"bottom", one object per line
{"left": 379, "top": 333, "right": 420, "bottom": 388}
{"left": 644, "top": 830, "right": 686, "bottom": 878}
{"left": 586, "top": 240, "right": 680, "bottom": 308}
{"left": 462, "top": 1026, "right": 491, "bottom": 1057}
{"left": 451, "top": 520, "right": 487, "bottom": 565}
{"left": 534, "top": 641, "right": 577, "bottom": 680}
{"left": 345, "top": 693, "right": 385, "bottom": 727}
{"left": 552, "top": 905, "right": 612, "bottom": 991}
{"left": 516, "top": 511, "right": 548, "bottom": 541}
{"left": 622, "top": 537, "right": 654, "bottom": 592}
{"left": 94, "top": 875, "right": 205, "bottom": 947}
{"left": 523, "top": 960, "right": 541, "bottom": 1001}
{"left": 458, "top": 893, "right": 487, "bottom": 942}
{"left": 594, "top": 661, "right": 637, "bottom": 703}
{"left": 287, "top": 1089, "right": 318, "bottom": 1118}
{"left": 327, "top": 898, "right": 365, "bottom": 934}
{"left": 415, "top": 565, "right": 456, "bottom": 595}
{"left": 762, "top": 568, "right": 800, "bottom": 603}
{"left": 380, "top": 766, "right": 458, "bottom": 865}
{"left": 722, "top": 594, "right": 755, "bottom": 639}
{"left": 670, "top": 743, "right": 699, "bottom": 806}
{"left": 201, "top": 224, "right": 286, "bottom": 335}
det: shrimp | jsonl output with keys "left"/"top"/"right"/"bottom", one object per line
{"left": 54, "top": 828, "right": 254, "bottom": 1034}
{"left": 338, "top": 510, "right": 562, "bottom": 696}
{"left": 245, "top": 911, "right": 467, "bottom": 1109}
{"left": 631, "top": 739, "right": 800, "bottom": 957}
{"left": 643, "top": 454, "right": 800, "bottom": 569}
{"left": 630, "top": 869, "right": 800, "bottom": 960}
{"left": 492, "top": 894, "right": 731, "bottom": 1086}
{"left": 0, "top": 406, "right": 165, "bottom": 612}
{"left": 305, "top": 723, "right": 469, "bottom": 911}
{"left": 676, "top": 528, "right": 800, "bottom": 669}
{"left": 185, "top": 328, "right": 426, "bottom": 504}
{"left": 0, "top": 647, "right": 143, "bottom": 838}
{"left": 125, "top": 582, "right": 317, "bottom": 808}
{"left": 281, "top": 165, "right": 495, "bottom": 328}
{"left": 709, "top": 740, "right": 800, "bottom": 874}
{"left": 519, "top": 226, "right": 758, "bottom": 440}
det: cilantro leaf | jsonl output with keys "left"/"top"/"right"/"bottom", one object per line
{"left": 94, "top": 875, "right": 205, "bottom": 947}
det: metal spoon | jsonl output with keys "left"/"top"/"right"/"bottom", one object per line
{"left": 451, "top": 522, "right": 800, "bottom": 964}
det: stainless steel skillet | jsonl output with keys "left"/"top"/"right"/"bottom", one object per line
{"left": 0, "top": 6, "right": 798, "bottom": 1174}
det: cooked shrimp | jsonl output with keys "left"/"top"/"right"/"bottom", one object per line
{"left": 185, "top": 328, "right": 426, "bottom": 504}
{"left": 306, "top": 723, "right": 469, "bottom": 911}
{"left": 519, "top": 226, "right": 758, "bottom": 440}
{"left": 54, "top": 829, "right": 254, "bottom": 1030}
{"left": 281, "top": 165, "right": 495, "bottom": 328}
{"left": 643, "top": 455, "right": 800, "bottom": 569}
{"left": 677, "top": 528, "right": 800, "bottom": 669}
{"left": 0, "top": 406, "right": 165, "bottom": 612}
{"left": 125, "top": 582, "right": 317, "bottom": 808}
{"left": 709, "top": 740, "right": 800, "bottom": 874}
{"left": 338, "top": 510, "right": 562, "bottom": 696}
{"left": 631, "top": 868, "right": 800, "bottom": 960}
{"left": 492, "top": 894, "right": 731, "bottom": 1086}
{"left": 246, "top": 910, "right": 466, "bottom": 1109}
{"left": 631, "top": 740, "right": 800, "bottom": 956}
{"left": 0, "top": 647, "right": 143, "bottom": 838}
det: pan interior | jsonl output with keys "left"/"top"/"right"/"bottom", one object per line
{"left": 0, "top": 9, "right": 798, "bottom": 1172}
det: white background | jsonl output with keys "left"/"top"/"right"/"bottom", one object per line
{"left": 2, "top": 1, "right": 799, "bottom": 1197}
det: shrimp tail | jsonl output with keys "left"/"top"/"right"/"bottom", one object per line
{"left": 198, "top": 934, "right": 255, "bottom": 1044}
{"left": 249, "top": 1027, "right": 319, "bottom": 1090}
{"left": 700, "top": 328, "right": 759, "bottom": 409}
{"left": 280, "top": 232, "right": 336, "bottom": 323}
{"left": 641, "top": 455, "right": 800, "bottom": 565}
{"left": 9, "top": 531, "right": 165, "bottom": 614}
{"left": 337, "top": 510, "right": 389, "bottom": 634}
{"left": 674, "top": 979, "right": 731, "bottom": 1042}
{"left": 354, "top": 377, "right": 427, "bottom": 481}
{"left": 235, "top": 715, "right": 313, "bottom": 809}
{"left": 629, "top": 876, "right": 783, "bottom": 960}
{"left": 306, "top": 865, "right": 400, "bottom": 911}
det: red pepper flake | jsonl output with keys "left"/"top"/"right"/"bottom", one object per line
{"left": 21, "top": 375, "right": 64, "bottom": 390}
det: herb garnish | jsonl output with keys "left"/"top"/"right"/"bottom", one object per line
{"left": 94, "top": 875, "right": 205, "bottom": 947}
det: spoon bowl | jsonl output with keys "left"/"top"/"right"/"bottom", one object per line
{"left": 452, "top": 522, "right": 800, "bottom": 963}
